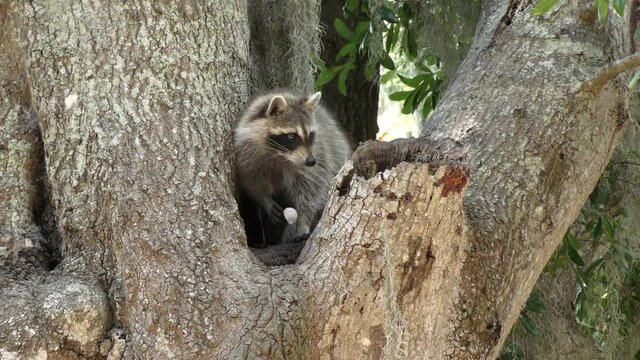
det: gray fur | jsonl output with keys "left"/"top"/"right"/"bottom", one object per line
{"left": 234, "top": 89, "right": 352, "bottom": 244}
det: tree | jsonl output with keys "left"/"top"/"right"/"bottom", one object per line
{"left": 318, "top": 0, "right": 380, "bottom": 143}
{"left": 0, "top": 0, "right": 637, "bottom": 358}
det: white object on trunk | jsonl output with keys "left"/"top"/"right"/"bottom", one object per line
{"left": 283, "top": 207, "right": 298, "bottom": 224}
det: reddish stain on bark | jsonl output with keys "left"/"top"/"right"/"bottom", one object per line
{"left": 437, "top": 167, "right": 469, "bottom": 197}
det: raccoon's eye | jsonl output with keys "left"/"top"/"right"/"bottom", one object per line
{"left": 287, "top": 133, "right": 297, "bottom": 140}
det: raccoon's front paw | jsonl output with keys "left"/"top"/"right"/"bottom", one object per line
{"left": 293, "top": 233, "right": 311, "bottom": 243}
{"left": 265, "top": 199, "right": 286, "bottom": 224}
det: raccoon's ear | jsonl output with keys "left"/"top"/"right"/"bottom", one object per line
{"left": 266, "top": 96, "right": 288, "bottom": 117}
{"left": 304, "top": 92, "right": 322, "bottom": 110}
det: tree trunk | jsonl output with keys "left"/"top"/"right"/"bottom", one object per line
{"left": 507, "top": 97, "right": 640, "bottom": 360}
{"left": 0, "top": 5, "right": 51, "bottom": 287}
{"left": 411, "top": 0, "right": 630, "bottom": 356}
{"left": 0, "top": 0, "right": 634, "bottom": 359}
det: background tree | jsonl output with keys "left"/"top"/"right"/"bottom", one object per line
{"left": 318, "top": 0, "right": 380, "bottom": 143}
{"left": 0, "top": 1, "right": 638, "bottom": 359}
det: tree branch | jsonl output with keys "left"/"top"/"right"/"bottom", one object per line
{"left": 581, "top": 53, "right": 640, "bottom": 93}
{"left": 351, "top": 137, "right": 466, "bottom": 179}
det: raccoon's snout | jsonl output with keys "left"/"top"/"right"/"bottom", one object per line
{"left": 305, "top": 155, "right": 316, "bottom": 167}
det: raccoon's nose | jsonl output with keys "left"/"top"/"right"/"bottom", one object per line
{"left": 305, "top": 156, "right": 316, "bottom": 167}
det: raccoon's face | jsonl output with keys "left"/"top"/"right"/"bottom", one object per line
{"left": 262, "top": 92, "right": 321, "bottom": 167}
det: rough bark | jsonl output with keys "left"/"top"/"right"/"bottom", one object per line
{"left": 505, "top": 5, "right": 640, "bottom": 358}
{"left": 0, "top": 0, "right": 634, "bottom": 359}
{"left": 298, "top": 156, "right": 470, "bottom": 359}
{"left": 319, "top": 0, "right": 380, "bottom": 143}
{"left": 415, "top": 0, "right": 629, "bottom": 357}
{"left": 1, "top": 1, "right": 280, "bottom": 358}
{"left": 0, "top": 3, "right": 51, "bottom": 288}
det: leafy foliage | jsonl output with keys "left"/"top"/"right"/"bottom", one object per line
{"left": 509, "top": 165, "right": 640, "bottom": 353}
{"left": 315, "top": 0, "right": 443, "bottom": 119}
{"left": 554, "top": 175, "right": 639, "bottom": 349}
{"left": 502, "top": 170, "right": 639, "bottom": 359}
{"left": 517, "top": 289, "right": 547, "bottom": 336}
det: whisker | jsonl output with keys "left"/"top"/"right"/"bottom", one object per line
{"left": 268, "top": 139, "right": 290, "bottom": 152}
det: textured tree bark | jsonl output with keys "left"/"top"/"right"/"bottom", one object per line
{"left": 1, "top": 1, "right": 283, "bottom": 358}
{"left": 0, "top": 3, "right": 53, "bottom": 288}
{"left": 412, "top": 0, "right": 629, "bottom": 357}
{"left": 0, "top": 0, "right": 634, "bottom": 359}
{"left": 504, "top": 6, "right": 640, "bottom": 358}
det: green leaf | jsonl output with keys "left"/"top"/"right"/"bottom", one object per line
{"left": 422, "top": 94, "right": 433, "bottom": 118}
{"left": 334, "top": 18, "right": 353, "bottom": 41}
{"left": 602, "top": 217, "right": 615, "bottom": 239}
{"left": 629, "top": 70, "right": 640, "bottom": 89}
{"left": 519, "top": 313, "right": 539, "bottom": 336}
{"left": 336, "top": 63, "right": 354, "bottom": 96}
{"left": 388, "top": 23, "right": 400, "bottom": 52}
{"left": 336, "top": 43, "right": 356, "bottom": 61}
{"left": 344, "top": 0, "right": 358, "bottom": 12}
{"left": 315, "top": 66, "right": 341, "bottom": 88}
{"left": 385, "top": 24, "right": 396, "bottom": 52}
{"left": 380, "top": 52, "right": 395, "bottom": 70}
{"left": 389, "top": 90, "right": 412, "bottom": 101}
{"left": 376, "top": 6, "right": 399, "bottom": 23}
{"left": 531, "top": 0, "right": 559, "bottom": 16}
{"left": 412, "top": 86, "right": 429, "bottom": 110}
{"left": 635, "top": 26, "right": 640, "bottom": 42}
{"left": 401, "top": 90, "right": 417, "bottom": 114}
{"left": 613, "top": 0, "right": 627, "bottom": 16}
{"left": 526, "top": 292, "right": 547, "bottom": 313}
{"left": 380, "top": 69, "right": 396, "bottom": 83}
{"left": 565, "top": 232, "right": 582, "bottom": 251}
{"left": 399, "top": 3, "right": 411, "bottom": 27}
{"left": 337, "top": 69, "right": 348, "bottom": 96}
{"left": 591, "top": 217, "right": 604, "bottom": 241}
{"left": 582, "top": 257, "right": 605, "bottom": 278}
{"left": 575, "top": 270, "right": 587, "bottom": 290}
{"left": 354, "top": 21, "right": 370, "bottom": 37}
{"left": 596, "top": 0, "right": 609, "bottom": 24}
{"left": 575, "top": 290, "right": 587, "bottom": 321}
{"left": 526, "top": 301, "right": 547, "bottom": 314}
{"left": 567, "top": 246, "right": 585, "bottom": 267}
{"left": 398, "top": 74, "right": 424, "bottom": 88}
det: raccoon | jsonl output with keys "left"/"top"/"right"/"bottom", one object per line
{"left": 234, "top": 89, "right": 351, "bottom": 246}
